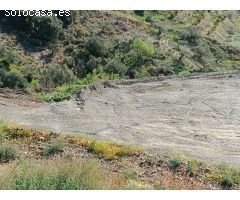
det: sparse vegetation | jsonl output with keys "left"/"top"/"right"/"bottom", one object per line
{"left": 43, "top": 139, "right": 64, "bottom": 157}
{"left": 0, "top": 144, "right": 18, "bottom": 163}
{"left": 221, "top": 175, "right": 234, "bottom": 189}
{"left": 37, "top": 69, "right": 120, "bottom": 102}
{"left": 0, "top": 159, "right": 123, "bottom": 190}
{"left": 169, "top": 155, "right": 183, "bottom": 170}
{"left": 0, "top": 11, "right": 239, "bottom": 99}
{"left": 1, "top": 10, "right": 240, "bottom": 190}
{"left": 0, "top": 121, "right": 240, "bottom": 189}
{"left": 65, "top": 135, "right": 143, "bottom": 160}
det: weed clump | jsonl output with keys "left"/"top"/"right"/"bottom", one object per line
{"left": 221, "top": 175, "right": 234, "bottom": 189}
{"left": 87, "top": 140, "right": 143, "bottom": 159}
{"left": 2, "top": 125, "right": 32, "bottom": 139}
{"left": 169, "top": 155, "right": 183, "bottom": 170}
{"left": 187, "top": 159, "right": 205, "bottom": 176}
{"left": 65, "top": 135, "right": 143, "bottom": 159}
{"left": 43, "top": 140, "right": 64, "bottom": 157}
{"left": 0, "top": 144, "right": 18, "bottom": 163}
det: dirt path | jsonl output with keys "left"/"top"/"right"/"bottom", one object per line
{"left": 1, "top": 72, "right": 240, "bottom": 166}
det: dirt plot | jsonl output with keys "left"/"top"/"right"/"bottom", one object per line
{"left": 1, "top": 71, "right": 240, "bottom": 166}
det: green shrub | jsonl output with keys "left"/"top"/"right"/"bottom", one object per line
{"left": 132, "top": 38, "right": 155, "bottom": 58}
{"left": 172, "top": 62, "right": 186, "bottom": 74}
{"left": 4, "top": 14, "right": 64, "bottom": 43}
{"left": 187, "top": 159, "right": 204, "bottom": 176}
{"left": 218, "top": 161, "right": 229, "bottom": 171}
{"left": 84, "top": 56, "right": 103, "bottom": 74}
{"left": 30, "top": 79, "right": 40, "bottom": 89}
{"left": 169, "top": 155, "right": 183, "bottom": 170}
{"left": 78, "top": 69, "right": 120, "bottom": 86}
{"left": 121, "top": 169, "right": 138, "bottom": 180}
{"left": 179, "top": 28, "right": 200, "bottom": 45}
{"left": 0, "top": 69, "right": 28, "bottom": 89}
{"left": 29, "top": 16, "right": 64, "bottom": 42}
{"left": 221, "top": 175, "right": 234, "bottom": 189}
{"left": 178, "top": 70, "right": 191, "bottom": 77}
{"left": 124, "top": 38, "right": 155, "bottom": 78}
{"left": 148, "top": 65, "right": 173, "bottom": 76}
{"left": 134, "top": 10, "right": 145, "bottom": 17}
{"left": 36, "top": 83, "right": 81, "bottom": 102}
{"left": 0, "top": 159, "right": 122, "bottom": 189}
{"left": 40, "top": 64, "right": 77, "bottom": 88}
{"left": 85, "top": 36, "right": 108, "bottom": 57}
{"left": 0, "top": 144, "right": 18, "bottom": 163}
{"left": 37, "top": 69, "right": 120, "bottom": 102}
{"left": 105, "top": 59, "right": 128, "bottom": 76}
{"left": 43, "top": 140, "right": 64, "bottom": 157}
{"left": 0, "top": 48, "right": 20, "bottom": 70}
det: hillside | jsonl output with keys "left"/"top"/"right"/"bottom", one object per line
{"left": 1, "top": 11, "right": 240, "bottom": 94}
{"left": 1, "top": 11, "right": 240, "bottom": 190}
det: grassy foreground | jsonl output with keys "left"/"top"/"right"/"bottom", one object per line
{"left": 0, "top": 120, "right": 240, "bottom": 190}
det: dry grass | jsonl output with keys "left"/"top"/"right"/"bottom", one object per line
{"left": 0, "top": 158, "right": 124, "bottom": 190}
{"left": 159, "top": 171, "right": 206, "bottom": 190}
{"left": 0, "top": 123, "right": 143, "bottom": 160}
{"left": 0, "top": 143, "right": 18, "bottom": 163}
{"left": 65, "top": 135, "right": 143, "bottom": 159}
{"left": 1, "top": 121, "right": 240, "bottom": 190}
{"left": 0, "top": 123, "right": 53, "bottom": 142}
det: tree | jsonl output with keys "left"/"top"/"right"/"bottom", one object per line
{"left": 29, "top": 16, "right": 64, "bottom": 42}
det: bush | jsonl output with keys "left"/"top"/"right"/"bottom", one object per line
{"left": 221, "top": 175, "right": 234, "bottom": 189}
{"left": 121, "top": 169, "right": 138, "bottom": 180}
{"left": 43, "top": 140, "right": 64, "bottom": 157}
{"left": 134, "top": 10, "right": 145, "bottom": 17}
{"left": 0, "top": 69, "right": 28, "bottom": 89}
{"left": 37, "top": 69, "right": 120, "bottom": 102}
{"left": 187, "top": 159, "right": 204, "bottom": 176}
{"left": 85, "top": 36, "right": 108, "bottom": 57}
{"left": 84, "top": 56, "right": 103, "bottom": 74}
{"left": 148, "top": 65, "right": 173, "bottom": 76}
{"left": 4, "top": 14, "right": 64, "bottom": 43}
{"left": 172, "top": 62, "right": 186, "bottom": 74}
{"left": 124, "top": 38, "right": 155, "bottom": 78}
{"left": 179, "top": 28, "right": 200, "bottom": 45}
{"left": 40, "top": 64, "right": 77, "bottom": 88}
{"left": 169, "top": 155, "right": 183, "bottom": 170}
{"left": 0, "top": 144, "right": 18, "bottom": 163}
{"left": 29, "top": 16, "right": 64, "bottom": 42}
{"left": 0, "top": 159, "right": 123, "bottom": 189}
{"left": 132, "top": 38, "right": 155, "bottom": 58}
{"left": 0, "top": 48, "right": 20, "bottom": 71}
{"left": 105, "top": 59, "right": 128, "bottom": 76}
